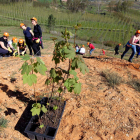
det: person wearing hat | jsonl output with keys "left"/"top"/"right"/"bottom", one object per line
{"left": 114, "top": 43, "right": 121, "bottom": 55}
{"left": 87, "top": 42, "right": 95, "bottom": 56}
{"left": 0, "top": 32, "right": 13, "bottom": 57}
{"left": 79, "top": 45, "right": 86, "bottom": 55}
{"left": 17, "top": 39, "right": 27, "bottom": 56}
{"left": 30, "top": 17, "right": 43, "bottom": 56}
{"left": 121, "top": 30, "right": 140, "bottom": 62}
{"left": 20, "top": 23, "right": 34, "bottom": 55}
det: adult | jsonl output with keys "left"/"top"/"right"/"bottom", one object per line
{"left": 121, "top": 30, "right": 140, "bottom": 62}
{"left": 30, "top": 17, "right": 42, "bottom": 56}
{"left": 20, "top": 23, "right": 33, "bottom": 55}
{"left": 79, "top": 45, "right": 85, "bottom": 55}
{"left": 114, "top": 43, "right": 121, "bottom": 55}
{"left": 87, "top": 42, "right": 95, "bottom": 56}
{"left": 0, "top": 32, "right": 13, "bottom": 57}
{"left": 17, "top": 39, "right": 27, "bottom": 56}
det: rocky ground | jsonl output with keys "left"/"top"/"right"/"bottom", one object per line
{"left": 0, "top": 41, "right": 140, "bottom": 140}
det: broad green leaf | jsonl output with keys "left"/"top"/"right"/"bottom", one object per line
{"left": 36, "top": 64, "right": 47, "bottom": 75}
{"left": 50, "top": 68, "right": 57, "bottom": 78}
{"left": 21, "top": 62, "right": 32, "bottom": 75}
{"left": 36, "top": 57, "right": 45, "bottom": 65}
{"left": 78, "top": 63, "right": 89, "bottom": 75}
{"left": 31, "top": 107, "right": 41, "bottom": 116}
{"left": 58, "top": 87, "right": 63, "bottom": 93}
{"left": 47, "top": 103, "right": 49, "bottom": 106}
{"left": 64, "top": 46, "right": 76, "bottom": 60}
{"left": 41, "top": 105, "right": 47, "bottom": 113}
{"left": 39, "top": 124, "right": 44, "bottom": 129}
{"left": 20, "top": 54, "right": 31, "bottom": 60}
{"left": 53, "top": 57, "right": 60, "bottom": 64}
{"left": 23, "top": 74, "right": 37, "bottom": 86}
{"left": 73, "top": 82, "right": 82, "bottom": 94}
{"left": 69, "top": 70, "right": 77, "bottom": 77}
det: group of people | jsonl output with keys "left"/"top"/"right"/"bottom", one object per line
{"left": 75, "top": 42, "right": 96, "bottom": 56}
{"left": 115, "top": 30, "right": 140, "bottom": 62}
{"left": 0, "top": 17, "right": 43, "bottom": 57}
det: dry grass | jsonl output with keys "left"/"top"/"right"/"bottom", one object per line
{"left": 128, "top": 79, "right": 140, "bottom": 92}
{"left": 101, "top": 70, "right": 123, "bottom": 88}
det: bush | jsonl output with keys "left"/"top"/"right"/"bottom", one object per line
{"left": 101, "top": 70, "right": 122, "bottom": 88}
{"left": 88, "top": 36, "right": 99, "bottom": 44}
{"left": 0, "top": 117, "right": 8, "bottom": 130}
{"left": 128, "top": 79, "right": 140, "bottom": 92}
{"left": 103, "top": 40, "right": 119, "bottom": 47}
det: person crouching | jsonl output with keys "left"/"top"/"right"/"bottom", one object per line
{"left": 79, "top": 45, "right": 86, "bottom": 55}
{"left": 17, "top": 39, "right": 27, "bottom": 56}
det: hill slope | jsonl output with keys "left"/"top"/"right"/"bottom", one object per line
{"left": 0, "top": 43, "right": 140, "bottom": 140}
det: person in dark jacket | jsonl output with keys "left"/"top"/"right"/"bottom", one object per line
{"left": 30, "top": 17, "right": 43, "bottom": 56}
{"left": 114, "top": 43, "right": 121, "bottom": 55}
{"left": 20, "top": 23, "right": 34, "bottom": 55}
{"left": 0, "top": 32, "right": 13, "bottom": 57}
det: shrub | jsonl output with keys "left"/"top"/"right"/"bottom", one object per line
{"left": 88, "top": 36, "right": 99, "bottom": 44}
{"left": 103, "top": 40, "right": 119, "bottom": 47}
{"left": 128, "top": 79, "right": 140, "bottom": 92}
{"left": 0, "top": 117, "right": 8, "bottom": 130}
{"left": 101, "top": 70, "right": 122, "bottom": 88}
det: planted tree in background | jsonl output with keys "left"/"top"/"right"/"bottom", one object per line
{"left": 48, "top": 14, "right": 56, "bottom": 32}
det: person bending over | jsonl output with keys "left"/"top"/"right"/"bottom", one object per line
{"left": 17, "top": 39, "right": 27, "bottom": 56}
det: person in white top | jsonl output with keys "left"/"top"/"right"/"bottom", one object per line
{"left": 8, "top": 37, "right": 17, "bottom": 50}
{"left": 121, "top": 30, "right": 140, "bottom": 62}
{"left": 79, "top": 45, "right": 85, "bottom": 55}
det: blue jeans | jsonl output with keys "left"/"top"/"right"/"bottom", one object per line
{"left": 136, "top": 45, "right": 140, "bottom": 55}
{"left": 90, "top": 49, "right": 95, "bottom": 55}
{"left": 121, "top": 43, "right": 136, "bottom": 61}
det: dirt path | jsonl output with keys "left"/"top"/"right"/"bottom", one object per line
{"left": 0, "top": 43, "right": 140, "bottom": 140}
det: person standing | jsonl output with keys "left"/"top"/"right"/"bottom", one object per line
{"left": 30, "top": 17, "right": 42, "bottom": 56}
{"left": 20, "top": 23, "right": 33, "bottom": 55}
{"left": 87, "top": 42, "right": 95, "bottom": 56}
{"left": 121, "top": 30, "right": 140, "bottom": 62}
{"left": 0, "top": 32, "right": 13, "bottom": 57}
{"left": 114, "top": 43, "right": 121, "bottom": 55}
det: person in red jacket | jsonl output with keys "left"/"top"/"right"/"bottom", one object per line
{"left": 87, "top": 42, "right": 95, "bottom": 56}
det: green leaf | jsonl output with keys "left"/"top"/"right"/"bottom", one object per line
{"left": 53, "top": 105, "right": 58, "bottom": 111}
{"left": 69, "top": 70, "right": 77, "bottom": 77}
{"left": 36, "top": 57, "right": 45, "bottom": 65}
{"left": 45, "top": 79, "right": 50, "bottom": 85}
{"left": 20, "top": 54, "right": 31, "bottom": 60}
{"left": 73, "top": 82, "right": 82, "bottom": 94}
{"left": 64, "top": 46, "right": 76, "bottom": 60}
{"left": 58, "top": 87, "right": 63, "bottom": 93}
{"left": 50, "top": 37, "right": 57, "bottom": 41}
{"left": 31, "top": 107, "right": 41, "bottom": 116}
{"left": 23, "top": 74, "right": 37, "bottom": 86}
{"left": 46, "top": 103, "right": 49, "bottom": 106}
{"left": 53, "top": 57, "right": 60, "bottom": 64}
{"left": 50, "top": 68, "right": 57, "bottom": 78}
{"left": 41, "top": 105, "right": 47, "bottom": 113}
{"left": 36, "top": 64, "right": 47, "bottom": 75}
{"left": 78, "top": 63, "right": 89, "bottom": 75}
{"left": 39, "top": 124, "right": 44, "bottom": 129}
{"left": 21, "top": 62, "right": 32, "bottom": 75}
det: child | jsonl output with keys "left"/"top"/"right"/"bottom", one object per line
{"left": 75, "top": 44, "right": 79, "bottom": 54}
{"left": 17, "top": 39, "right": 27, "bottom": 56}
{"left": 102, "top": 49, "right": 105, "bottom": 55}
{"left": 114, "top": 43, "right": 121, "bottom": 55}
